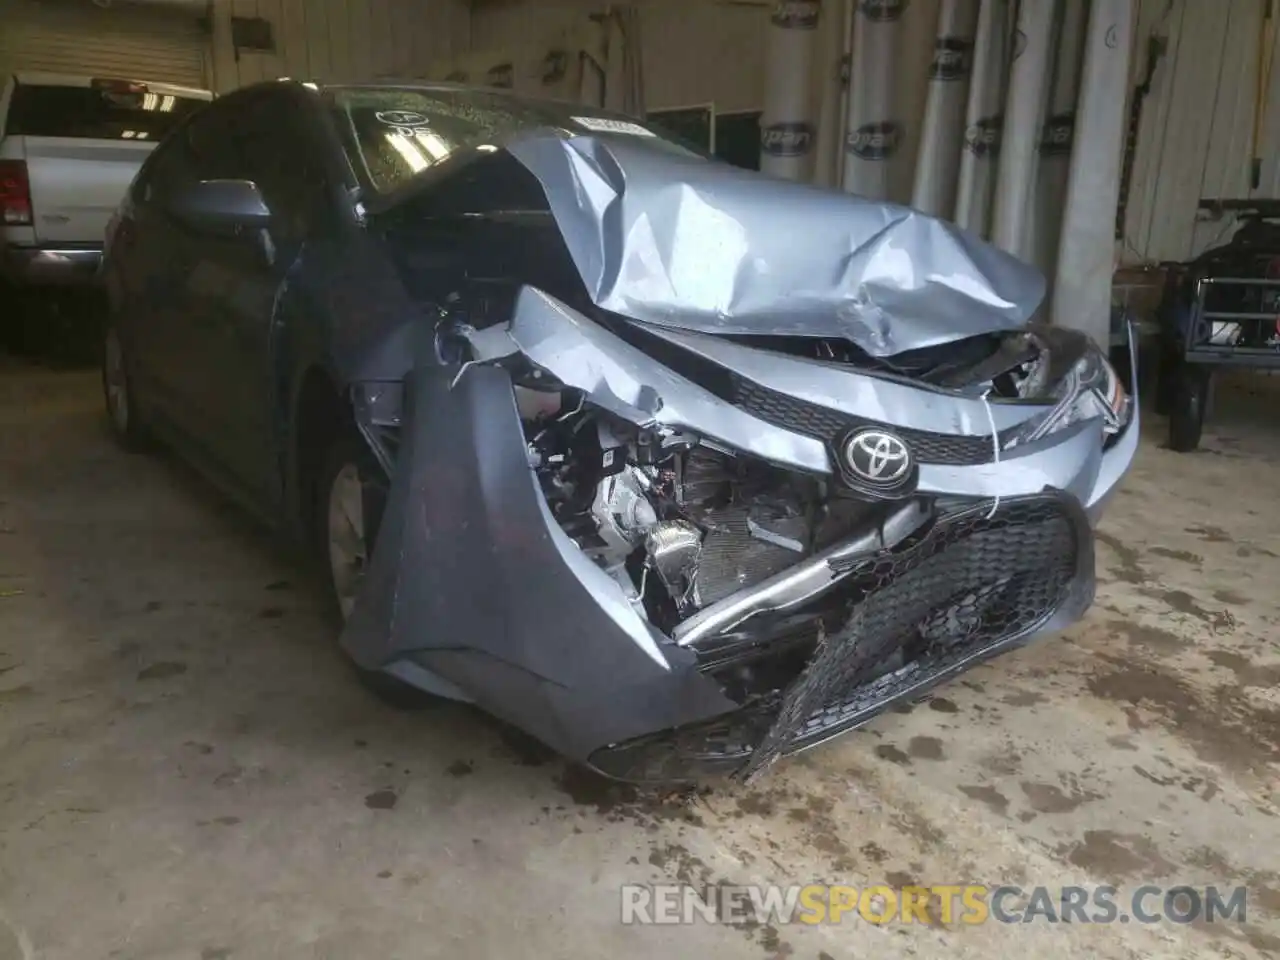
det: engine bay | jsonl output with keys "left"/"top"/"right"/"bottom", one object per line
{"left": 520, "top": 383, "right": 908, "bottom": 649}
{"left": 426, "top": 295, "right": 1124, "bottom": 717}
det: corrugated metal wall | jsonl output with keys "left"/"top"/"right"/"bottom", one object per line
{"left": 1122, "top": 0, "right": 1280, "bottom": 264}
{"left": 468, "top": 0, "right": 585, "bottom": 51}
{"left": 638, "top": 3, "right": 766, "bottom": 112}
{"left": 0, "top": 0, "right": 210, "bottom": 87}
{"left": 469, "top": 0, "right": 768, "bottom": 112}
{"left": 210, "top": 0, "right": 471, "bottom": 91}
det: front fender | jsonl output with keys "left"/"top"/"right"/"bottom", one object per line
{"left": 338, "top": 332, "right": 738, "bottom": 760}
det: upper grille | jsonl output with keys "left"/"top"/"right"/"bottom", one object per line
{"left": 732, "top": 377, "right": 1005, "bottom": 467}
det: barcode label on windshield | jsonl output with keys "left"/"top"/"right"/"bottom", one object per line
{"left": 571, "top": 117, "right": 655, "bottom": 137}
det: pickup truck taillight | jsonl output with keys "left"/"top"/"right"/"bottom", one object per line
{"left": 0, "top": 160, "right": 33, "bottom": 226}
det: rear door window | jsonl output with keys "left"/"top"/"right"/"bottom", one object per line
{"left": 5, "top": 82, "right": 207, "bottom": 142}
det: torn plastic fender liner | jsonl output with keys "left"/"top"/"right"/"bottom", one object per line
{"left": 338, "top": 326, "right": 738, "bottom": 761}
{"left": 504, "top": 132, "right": 1046, "bottom": 357}
{"left": 460, "top": 286, "right": 831, "bottom": 475}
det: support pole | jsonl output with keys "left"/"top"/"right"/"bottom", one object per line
{"left": 760, "top": 0, "right": 823, "bottom": 179}
{"left": 954, "top": 0, "right": 1012, "bottom": 236}
{"left": 990, "top": 0, "right": 1057, "bottom": 258}
{"left": 841, "top": 0, "right": 908, "bottom": 199}
{"left": 1053, "top": 0, "right": 1135, "bottom": 347}
{"left": 812, "top": 0, "right": 849, "bottom": 187}
{"left": 913, "top": 0, "right": 980, "bottom": 216}
{"left": 1029, "top": 0, "right": 1088, "bottom": 289}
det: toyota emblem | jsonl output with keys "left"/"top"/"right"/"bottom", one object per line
{"left": 842, "top": 429, "right": 912, "bottom": 486}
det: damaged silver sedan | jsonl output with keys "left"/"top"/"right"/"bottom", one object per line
{"left": 101, "top": 82, "right": 1138, "bottom": 783}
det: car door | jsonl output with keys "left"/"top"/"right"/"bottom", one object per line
{"left": 181, "top": 89, "right": 335, "bottom": 513}
{"left": 120, "top": 121, "right": 209, "bottom": 435}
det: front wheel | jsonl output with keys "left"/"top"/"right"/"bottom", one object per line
{"left": 102, "top": 324, "right": 150, "bottom": 451}
{"left": 1168, "top": 364, "right": 1209, "bottom": 452}
{"left": 317, "top": 430, "right": 436, "bottom": 709}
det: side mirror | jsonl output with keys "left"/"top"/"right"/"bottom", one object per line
{"left": 168, "top": 179, "right": 272, "bottom": 230}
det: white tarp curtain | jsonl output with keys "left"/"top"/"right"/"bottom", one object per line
{"left": 790, "top": 0, "right": 1132, "bottom": 343}
{"left": 759, "top": 1, "right": 824, "bottom": 180}
{"left": 825, "top": 0, "right": 1082, "bottom": 263}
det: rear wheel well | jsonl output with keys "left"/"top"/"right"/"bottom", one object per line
{"left": 294, "top": 367, "right": 347, "bottom": 539}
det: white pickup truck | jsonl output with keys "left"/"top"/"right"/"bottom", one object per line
{"left": 0, "top": 73, "right": 212, "bottom": 287}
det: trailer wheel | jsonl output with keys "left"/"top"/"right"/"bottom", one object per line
{"left": 1168, "top": 365, "right": 1209, "bottom": 452}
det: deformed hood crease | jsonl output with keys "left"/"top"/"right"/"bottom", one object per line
{"left": 504, "top": 131, "right": 1046, "bottom": 357}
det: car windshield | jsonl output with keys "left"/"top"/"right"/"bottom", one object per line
{"left": 326, "top": 86, "right": 707, "bottom": 195}
{"left": 6, "top": 82, "right": 207, "bottom": 141}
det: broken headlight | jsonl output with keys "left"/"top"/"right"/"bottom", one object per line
{"left": 1008, "top": 335, "right": 1131, "bottom": 447}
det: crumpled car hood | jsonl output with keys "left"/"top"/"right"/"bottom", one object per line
{"left": 505, "top": 131, "right": 1046, "bottom": 358}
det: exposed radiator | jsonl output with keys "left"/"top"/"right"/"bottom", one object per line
{"left": 694, "top": 506, "right": 809, "bottom": 608}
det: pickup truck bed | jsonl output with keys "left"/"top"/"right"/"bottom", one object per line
{"left": 1, "top": 72, "right": 211, "bottom": 287}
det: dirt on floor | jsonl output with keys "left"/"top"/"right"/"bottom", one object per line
{"left": 1, "top": 360, "right": 1278, "bottom": 960}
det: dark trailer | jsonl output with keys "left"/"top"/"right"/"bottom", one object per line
{"left": 1156, "top": 198, "right": 1280, "bottom": 451}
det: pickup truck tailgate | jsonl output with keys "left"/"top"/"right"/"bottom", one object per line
{"left": 1, "top": 77, "right": 211, "bottom": 247}
{"left": 19, "top": 136, "right": 154, "bottom": 244}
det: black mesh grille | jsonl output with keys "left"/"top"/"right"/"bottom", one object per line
{"left": 588, "top": 494, "right": 1085, "bottom": 784}
{"left": 732, "top": 377, "right": 1006, "bottom": 466}
{"left": 741, "top": 495, "right": 1078, "bottom": 777}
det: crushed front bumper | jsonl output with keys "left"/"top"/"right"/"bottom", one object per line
{"left": 341, "top": 319, "right": 1137, "bottom": 783}
{"left": 587, "top": 491, "right": 1094, "bottom": 782}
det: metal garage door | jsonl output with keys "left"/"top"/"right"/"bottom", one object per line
{"left": 0, "top": 0, "right": 209, "bottom": 89}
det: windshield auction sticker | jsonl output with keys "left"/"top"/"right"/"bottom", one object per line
{"left": 571, "top": 116, "right": 655, "bottom": 137}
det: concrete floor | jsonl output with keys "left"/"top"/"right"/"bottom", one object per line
{"left": 2, "top": 357, "right": 1279, "bottom": 960}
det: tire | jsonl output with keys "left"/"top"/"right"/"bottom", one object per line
{"left": 102, "top": 323, "right": 151, "bottom": 451}
{"left": 0, "top": 280, "right": 25, "bottom": 353}
{"left": 1108, "top": 344, "right": 1133, "bottom": 397}
{"left": 1168, "top": 364, "right": 1209, "bottom": 452}
{"left": 316, "top": 428, "right": 436, "bottom": 709}
{"left": 1154, "top": 343, "right": 1179, "bottom": 416}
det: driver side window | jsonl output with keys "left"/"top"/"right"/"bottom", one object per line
{"left": 138, "top": 97, "right": 247, "bottom": 212}
{"left": 234, "top": 96, "right": 331, "bottom": 245}
{"left": 153, "top": 91, "right": 329, "bottom": 246}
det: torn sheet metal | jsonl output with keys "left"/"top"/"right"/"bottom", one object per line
{"left": 505, "top": 132, "right": 1045, "bottom": 357}
{"left": 457, "top": 287, "right": 1137, "bottom": 512}
{"left": 460, "top": 286, "right": 832, "bottom": 475}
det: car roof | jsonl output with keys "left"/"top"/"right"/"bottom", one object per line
{"left": 12, "top": 72, "right": 214, "bottom": 99}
